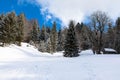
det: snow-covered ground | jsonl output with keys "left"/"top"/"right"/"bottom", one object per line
{"left": 0, "top": 43, "right": 120, "bottom": 80}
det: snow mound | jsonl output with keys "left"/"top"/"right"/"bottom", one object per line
{"left": 0, "top": 43, "right": 41, "bottom": 61}
{"left": 104, "top": 48, "right": 117, "bottom": 52}
{"left": 80, "top": 49, "right": 94, "bottom": 55}
{"left": 0, "top": 43, "right": 63, "bottom": 61}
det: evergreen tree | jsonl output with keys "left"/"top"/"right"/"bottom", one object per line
{"left": 46, "top": 37, "right": 52, "bottom": 53}
{"left": 46, "top": 27, "right": 51, "bottom": 34}
{"left": 37, "top": 27, "right": 41, "bottom": 42}
{"left": 0, "top": 14, "right": 5, "bottom": 46}
{"left": 31, "top": 20, "right": 38, "bottom": 43}
{"left": 38, "top": 25, "right": 47, "bottom": 52}
{"left": 39, "top": 40, "right": 46, "bottom": 52}
{"left": 61, "top": 27, "right": 68, "bottom": 50}
{"left": 104, "top": 23, "right": 115, "bottom": 48}
{"left": 50, "top": 21, "right": 58, "bottom": 53}
{"left": 115, "top": 17, "right": 120, "bottom": 53}
{"left": 45, "top": 27, "right": 52, "bottom": 53}
{"left": 80, "top": 23, "right": 91, "bottom": 50}
{"left": 75, "top": 22, "right": 82, "bottom": 49}
{"left": 16, "top": 13, "right": 25, "bottom": 46}
{"left": 4, "top": 12, "right": 17, "bottom": 44}
{"left": 40, "top": 25, "right": 46, "bottom": 41}
{"left": 75, "top": 22, "right": 90, "bottom": 50}
{"left": 57, "top": 29, "right": 63, "bottom": 51}
{"left": 64, "top": 21, "right": 79, "bottom": 57}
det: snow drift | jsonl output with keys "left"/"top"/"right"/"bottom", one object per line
{"left": 0, "top": 43, "right": 120, "bottom": 80}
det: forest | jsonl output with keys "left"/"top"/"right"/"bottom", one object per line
{"left": 0, "top": 11, "right": 120, "bottom": 57}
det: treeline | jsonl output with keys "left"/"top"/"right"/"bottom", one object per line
{"left": 0, "top": 11, "right": 120, "bottom": 56}
{"left": 0, "top": 11, "right": 62, "bottom": 54}
{"left": 0, "top": 11, "right": 24, "bottom": 46}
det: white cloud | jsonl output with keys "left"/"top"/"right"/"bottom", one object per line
{"left": 25, "top": 0, "right": 120, "bottom": 26}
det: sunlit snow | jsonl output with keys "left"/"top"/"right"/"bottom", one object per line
{"left": 0, "top": 43, "right": 120, "bottom": 80}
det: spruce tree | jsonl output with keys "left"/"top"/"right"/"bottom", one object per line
{"left": 38, "top": 25, "right": 47, "bottom": 52}
{"left": 16, "top": 13, "right": 25, "bottom": 46}
{"left": 40, "top": 25, "right": 46, "bottom": 41}
{"left": 4, "top": 12, "right": 17, "bottom": 44}
{"left": 57, "top": 29, "right": 63, "bottom": 51}
{"left": 46, "top": 27, "right": 52, "bottom": 53}
{"left": 31, "top": 21, "right": 38, "bottom": 43}
{"left": 64, "top": 21, "right": 79, "bottom": 57}
{"left": 9, "top": 12, "right": 17, "bottom": 44}
{"left": 115, "top": 17, "right": 120, "bottom": 53}
{"left": 37, "top": 27, "right": 40, "bottom": 41}
{"left": 75, "top": 22, "right": 82, "bottom": 49}
{"left": 0, "top": 14, "right": 5, "bottom": 46}
{"left": 46, "top": 37, "right": 52, "bottom": 53}
{"left": 50, "top": 21, "right": 58, "bottom": 53}
{"left": 105, "top": 23, "right": 115, "bottom": 48}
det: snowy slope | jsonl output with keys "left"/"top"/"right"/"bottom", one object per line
{"left": 0, "top": 43, "right": 41, "bottom": 61}
{"left": 0, "top": 43, "right": 120, "bottom": 80}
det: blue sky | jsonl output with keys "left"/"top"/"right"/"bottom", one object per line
{"left": 0, "top": 0, "right": 61, "bottom": 29}
{"left": 0, "top": 0, "right": 120, "bottom": 28}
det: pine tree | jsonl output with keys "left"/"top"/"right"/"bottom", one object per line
{"left": 50, "top": 21, "right": 58, "bottom": 53}
{"left": 0, "top": 14, "right": 5, "bottom": 46}
{"left": 105, "top": 23, "right": 115, "bottom": 48}
{"left": 3, "top": 12, "right": 17, "bottom": 44}
{"left": 46, "top": 27, "right": 51, "bottom": 34}
{"left": 75, "top": 23, "right": 84, "bottom": 49}
{"left": 45, "top": 27, "right": 52, "bottom": 53}
{"left": 0, "top": 14, "right": 6, "bottom": 46}
{"left": 75, "top": 22, "right": 82, "bottom": 48}
{"left": 57, "top": 29, "right": 63, "bottom": 51}
{"left": 38, "top": 25, "right": 47, "bottom": 52}
{"left": 39, "top": 40, "right": 46, "bottom": 52}
{"left": 80, "top": 23, "right": 90, "bottom": 50}
{"left": 37, "top": 27, "right": 41, "bottom": 42}
{"left": 16, "top": 13, "right": 25, "bottom": 46}
{"left": 40, "top": 25, "right": 46, "bottom": 41}
{"left": 64, "top": 21, "right": 79, "bottom": 57}
{"left": 0, "top": 13, "right": 12, "bottom": 46}
{"left": 115, "top": 17, "right": 120, "bottom": 53}
{"left": 46, "top": 37, "right": 52, "bottom": 53}
{"left": 31, "top": 20, "right": 38, "bottom": 43}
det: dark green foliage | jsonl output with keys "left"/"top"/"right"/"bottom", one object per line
{"left": 50, "top": 21, "right": 58, "bottom": 53}
{"left": 38, "top": 26, "right": 47, "bottom": 52}
{"left": 57, "top": 29, "right": 63, "bottom": 51}
{"left": 0, "top": 14, "right": 4, "bottom": 45}
{"left": 115, "top": 17, "right": 120, "bottom": 53}
{"left": 104, "top": 23, "right": 115, "bottom": 48}
{"left": 75, "top": 22, "right": 82, "bottom": 33}
{"left": 0, "top": 12, "right": 18, "bottom": 46}
{"left": 37, "top": 27, "right": 40, "bottom": 41}
{"left": 30, "top": 21, "right": 38, "bottom": 43}
{"left": 64, "top": 21, "right": 79, "bottom": 57}
{"left": 46, "top": 27, "right": 51, "bottom": 34}
{"left": 16, "top": 13, "right": 24, "bottom": 46}
{"left": 75, "top": 22, "right": 81, "bottom": 48}
{"left": 3, "top": 12, "right": 17, "bottom": 44}
{"left": 39, "top": 25, "right": 46, "bottom": 41}
{"left": 75, "top": 22, "right": 91, "bottom": 50}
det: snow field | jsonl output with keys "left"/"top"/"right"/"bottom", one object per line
{"left": 0, "top": 43, "right": 120, "bottom": 80}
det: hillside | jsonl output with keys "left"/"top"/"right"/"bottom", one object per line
{"left": 0, "top": 43, "right": 120, "bottom": 80}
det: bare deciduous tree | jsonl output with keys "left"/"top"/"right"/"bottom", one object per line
{"left": 89, "top": 11, "right": 111, "bottom": 54}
